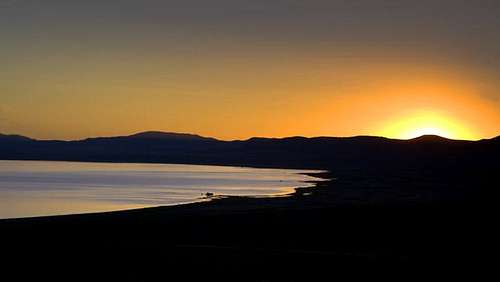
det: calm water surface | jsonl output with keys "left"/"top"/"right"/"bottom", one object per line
{"left": 0, "top": 160, "right": 322, "bottom": 219}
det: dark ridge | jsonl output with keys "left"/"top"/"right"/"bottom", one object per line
{"left": 0, "top": 133, "right": 33, "bottom": 142}
{"left": 81, "top": 131, "right": 218, "bottom": 142}
{"left": 0, "top": 131, "right": 498, "bottom": 170}
{"left": 409, "top": 134, "right": 456, "bottom": 142}
{"left": 486, "top": 135, "right": 500, "bottom": 142}
{"left": 127, "top": 131, "right": 218, "bottom": 141}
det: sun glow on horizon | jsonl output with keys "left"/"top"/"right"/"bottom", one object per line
{"left": 378, "top": 110, "right": 478, "bottom": 140}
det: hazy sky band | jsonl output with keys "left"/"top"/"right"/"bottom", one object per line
{"left": 2, "top": 1, "right": 500, "bottom": 140}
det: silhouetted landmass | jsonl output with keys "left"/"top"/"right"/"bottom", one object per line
{"left": 0, "top": 133, "right": 34, "bottom": 142}
{"left": 1, "top": 131, "right": 498, "bottom": 171}
{"left": 1, "top": 131, "right": 499, "bottom": 280}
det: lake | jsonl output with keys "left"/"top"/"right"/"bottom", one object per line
{"left": 0, "top": 160, "right": 322, "bottom": 219}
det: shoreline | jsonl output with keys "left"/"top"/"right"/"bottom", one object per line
{"left": 0, "top": 167, "right": 331, "bottom": 223}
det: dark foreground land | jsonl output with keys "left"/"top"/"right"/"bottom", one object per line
{"left": 0, "top": 133, "right": 499, "bottom": 280}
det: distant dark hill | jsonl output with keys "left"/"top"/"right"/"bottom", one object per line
{"left": 409, "top": 134, "right": 458, "bottom": 143}
{"left": 84, "top": 131, "right": 218, "bottom": 142}
{"left": 0, "top": 133, "right": 33, "bottom": 143}
{"left": 0, "top": 131, "right": 498, "bottom": 173}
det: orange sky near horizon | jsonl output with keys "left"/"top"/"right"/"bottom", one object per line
{"left": 3, "top": 55, "right": 499, "bottom": 141}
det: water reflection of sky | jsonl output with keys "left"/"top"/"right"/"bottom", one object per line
{"left": 0, "top": 160, "right": 323, "bottom": 219}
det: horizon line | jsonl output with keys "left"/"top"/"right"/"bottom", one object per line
{"left": 2, "top": 130, "right": 498, "bottom": 142}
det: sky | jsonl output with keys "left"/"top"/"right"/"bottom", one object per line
{"left": 2, "top": 0, "right": 500, "bottom": 140}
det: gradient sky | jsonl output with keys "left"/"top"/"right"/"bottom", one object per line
{"left": 2, "top": 0, "right": 500, "bottom": 140}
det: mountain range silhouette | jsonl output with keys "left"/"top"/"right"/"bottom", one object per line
{"left": 1, "top": 131, "right": 498, "bottom": 171}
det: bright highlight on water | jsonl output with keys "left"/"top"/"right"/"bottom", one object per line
{"left": 0, "top": 160, "right": 322, "bottom": 219}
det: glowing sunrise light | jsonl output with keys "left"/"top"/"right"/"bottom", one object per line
{"left": 379, "top": 111, "right": 477, "bottom": 140}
